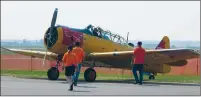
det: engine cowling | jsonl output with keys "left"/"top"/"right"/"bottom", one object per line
{"left": 44, "top": 26, "right": 83, "bottom": 54}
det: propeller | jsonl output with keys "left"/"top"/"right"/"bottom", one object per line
{"left": 126, "top": 32, "right": 129, "bottom": 43}
{"left": 42, "top": 8, "right": 58, "bottom": 66}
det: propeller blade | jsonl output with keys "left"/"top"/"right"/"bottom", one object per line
{"left": 49, "top": 8, "right": 58, "bottom": 34}
{"left": 43, "top": 8, "right": 58, "bottom": 66}
{"left": 126, "top": 32, "right": 129, "bottom": 43}
{"left": 47, "top": 8, "right": 58, "bottom": 49}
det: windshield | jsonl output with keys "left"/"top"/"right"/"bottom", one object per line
{"left": 85, "top": 25, "right": 127, "bottom": 45}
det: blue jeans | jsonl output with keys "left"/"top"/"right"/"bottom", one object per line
{"left": 72, "top": 64, "right": 82, "bottom": 85}
{"left": 132, "top": 64, "right": 144, "bottom": 84}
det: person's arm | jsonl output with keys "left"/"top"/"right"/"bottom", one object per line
{"left": 81, "top": 50, "right": 85, "bottom": 63}
{"left": 62, "top": 53, "right": 67, "bottom": 68}
{"left": 74, "top": 55, "right": 78, "bottom": 72}
{"left": 131, "top": 55, "right": 134, "bottom": 65}
{"left": 62, "top": 53, "right": 67, "bottom": 63}
{"left": 133, "top": 48, "right": 137, "bottom": 55}
{"left": 131, "top": 49, "right": 137, "bottom": 65}
{"left": 76, "top": 56, "right": 78, "bottom": 66}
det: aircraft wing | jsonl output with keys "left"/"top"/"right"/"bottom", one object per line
{"left": 2, "top": 47, "right": 199, "bottom": 68}
{"left": 85, "top": 48, "right": 200, "bottom": 68}
{"left": 1, "top": 47, "right": 58, "bottom": 60}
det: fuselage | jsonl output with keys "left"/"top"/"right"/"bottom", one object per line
{"left": 44, "top": 25, "right": 134, "bottom": 55}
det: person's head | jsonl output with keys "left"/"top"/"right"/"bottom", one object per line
{"left": 94, "top": 28, "right": 98, "bottom": 32}
{"left": 137, "top": 41, "right": 142, "bottom": 47}
{"left": 67, "top": 45, "right": 73, "bottom": 52}
{"left": 75, "top": 42, "right": 80, "bottom": 47}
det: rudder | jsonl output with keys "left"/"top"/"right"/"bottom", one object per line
{"left": 155, "top": 36, "right": 170, "bottom": 49}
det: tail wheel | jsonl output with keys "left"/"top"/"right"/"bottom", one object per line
{"left": 149, "top": 75, "right": 155, "bottom": 80}
{"left": 84, "top": 68, "right": 96, "bottom": 82}
{"left": 47, "top": 67, "right": 59, "bottom": 80}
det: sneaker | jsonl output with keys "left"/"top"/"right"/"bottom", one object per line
{"left": 139, "top": 82, "right": 142, "bottom": 85}
{"left": 69, "top": 83, "right": 73, "bottom": 91}
{"left": 68, "top": 89, "right": 73, "bottom": 91}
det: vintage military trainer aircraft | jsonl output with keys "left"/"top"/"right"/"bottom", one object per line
{"left": 2, "top": 8, "right": 200, "bottom": 82}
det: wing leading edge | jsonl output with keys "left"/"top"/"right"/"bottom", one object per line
{"left": 1, "top": 47, "right": 58, "bottom": 60}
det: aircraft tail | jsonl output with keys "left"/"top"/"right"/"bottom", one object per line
{"left": 155, "top": 36, "right": 170, "bottom": 49}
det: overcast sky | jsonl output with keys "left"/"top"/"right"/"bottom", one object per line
{"left": 1, "top": 1, "right": 200, "bottom": 41}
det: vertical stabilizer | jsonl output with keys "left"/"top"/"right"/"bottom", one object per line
{"left": 155, "top": 36, "right": 170, "bottom": 49}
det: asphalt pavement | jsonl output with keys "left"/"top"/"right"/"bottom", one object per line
{"left": 1, "top": 76, "right": 200, "bottom": 95}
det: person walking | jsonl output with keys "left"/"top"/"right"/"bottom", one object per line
{"left": 72, "top": 41, "right": 85, "bottom": 86}
{"left": 131, "top": 41, "right": 146, "bottom": 85}
{"left": 62, "top": 45, "right": 78, "bottom": 91}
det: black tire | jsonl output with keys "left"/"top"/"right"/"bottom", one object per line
{"left": 47, "top": 67, "right": 59, "bottom": 80}
{"left": 149, "top": 75, "right": 155, "bottom": 80}
{"left": 84, "top": 68, "right": 96, "bottom": 82}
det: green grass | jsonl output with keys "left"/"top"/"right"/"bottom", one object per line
{"left": 1, "top": 70, "right": 200, "bottom": 83}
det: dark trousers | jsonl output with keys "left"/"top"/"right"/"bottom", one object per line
{"left": 132, "top": 64, "right": 144, "bottom": 84}
{"left": 65, "top": 65, "right": 75, "bottom": 76}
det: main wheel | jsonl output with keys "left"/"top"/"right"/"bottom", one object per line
{"left": 84, "top": 68, "right": 96, "bottom": 82}
{"left": 149, "top": 75, "right": 155, "bottom": 80}
{"left": 47, "top": 67, "right": 59, "bottom": 80}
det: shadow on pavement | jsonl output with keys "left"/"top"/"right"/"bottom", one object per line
{"left": 75, "top": 85, "right": 97, "bottom": 88}
{"left": 21, "top": 77, "right": 200, "bottom": 86}
{"left": 72, "top": 90, "right": 90, "bottom": 92}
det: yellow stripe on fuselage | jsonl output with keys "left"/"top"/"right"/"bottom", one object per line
{"left": 82, "top": 33, "right": 133, "bottom": 53}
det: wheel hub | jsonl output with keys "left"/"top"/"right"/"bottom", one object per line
{"left": 89, "top": 71, "right": 95, "bottom": 80}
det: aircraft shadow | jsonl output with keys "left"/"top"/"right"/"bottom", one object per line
{"left": 60, "top": 82, "right": 97, "bottom": 88}
{"left": 77, "top": 79, "right": 200, "bottom": 86}
{"left": 75, "top": 86, "right": 97, "bottom": 88}
{"left": 71, "top": 90, "right": 90, "bottom": 92}
{"left": 22, "top": 77, "right": 200, "bottom": 86}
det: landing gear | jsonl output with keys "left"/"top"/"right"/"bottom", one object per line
{"left": 47, "top": 67, "right": 59, "bottom": 80}
{"left": 47, "top": 55, "right": 63, "bottom": 80}
{"left": 84, "top": 68, "right": 96, "bottom": 82}
{"left": 149, "top": 75, "right": 155, "bottom": 80}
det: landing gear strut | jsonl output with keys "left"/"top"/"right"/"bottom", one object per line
{"left": 148, "top": 73, "right": 156, "bottom": 80}
{"left": 47, "top": 55, "right": 63, "bottom": 80}
{"left": 84, "top": 61, "right": 97, "bottom": 82}
{"left": 149, "top": 75, "right": 155, "bottom": 80}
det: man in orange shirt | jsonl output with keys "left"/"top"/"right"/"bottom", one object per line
{"left": 62, "top": 45, "right": 78, "bottom": 91}
{"left": 72, "top": 41, "right": 85, "bottom": 86}
{"left": 132, "top": 41, "right": 146, "bottom": 85}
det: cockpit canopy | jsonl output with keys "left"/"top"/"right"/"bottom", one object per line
{"left": 85, "top": 24, "right": 128, "bottom": 45}
{"left": 57, "top": 24, "right": 128, "bottom": 45}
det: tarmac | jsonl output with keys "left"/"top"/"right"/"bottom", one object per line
{"left": 1, "top": 76, "right": 200, "bottom": 96}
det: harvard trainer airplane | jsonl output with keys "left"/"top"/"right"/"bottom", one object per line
{"left": 2, "top": 8, "right": 200, "bottom": 82}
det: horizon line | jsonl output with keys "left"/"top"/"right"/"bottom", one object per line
{"left": 1, "top": 39, "right": 200, "bottom": 42}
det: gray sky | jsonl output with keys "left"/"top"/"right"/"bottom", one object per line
{"left": 1, "top": 1, "right": 200, "bottom": 41}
